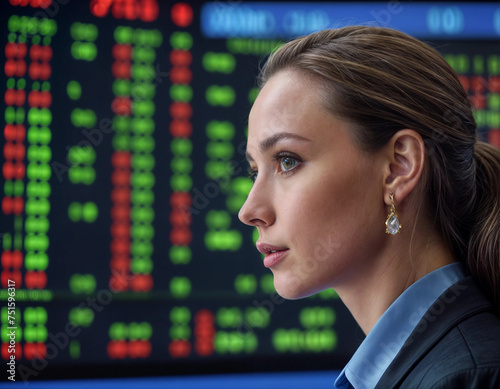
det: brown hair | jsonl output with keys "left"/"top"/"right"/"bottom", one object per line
{"left": 258, "top": 26, "right": 500, "bottom": 309}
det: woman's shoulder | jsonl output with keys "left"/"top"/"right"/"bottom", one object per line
{"left": 453, "top": 308, "right": 500, "bottom": 363}
{"left": 376, "top": 276, "right": 500, "bottom": 388}
{"left": 420, "top": 309, "right": 500, "bottom": 368}
{"left": 409, "top": 310, "right": 500, "bottom": 388}
{"left": 421, "top": 367, "right": 500, "bottom": 389}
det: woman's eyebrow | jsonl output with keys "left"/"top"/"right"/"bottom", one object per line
{"left": 259, "top": 132, "right": 311, "bottom": 153}
{"left": 245, "top": 132, "right": 312, "bottom": 162}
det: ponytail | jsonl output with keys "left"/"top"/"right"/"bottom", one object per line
{"left": 467, "top": 141, "right": 500, "bottom": 311}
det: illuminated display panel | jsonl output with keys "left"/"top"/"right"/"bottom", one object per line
{"left": 0, "top": 0, "right": 499, "bottom": 382}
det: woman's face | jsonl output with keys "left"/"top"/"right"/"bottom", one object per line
{"left": 239, "top": 70, "right": 388, "bottom": 299}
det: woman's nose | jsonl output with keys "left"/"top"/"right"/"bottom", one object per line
{"left": 238, "top": 180, "right": 275, "bottom": 228}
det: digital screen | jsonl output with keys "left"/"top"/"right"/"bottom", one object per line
{"left": 1, "top": 0, "right": 499, "bottom": 383}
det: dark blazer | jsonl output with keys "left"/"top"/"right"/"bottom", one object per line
{"left": 376, "top": 276, "right": 500, "bottom": 388}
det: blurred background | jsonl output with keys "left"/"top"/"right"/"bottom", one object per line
{"left": 1, "top": 0, "right": 499, "bottom": 387}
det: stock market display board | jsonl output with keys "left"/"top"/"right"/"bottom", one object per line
{"left": 1, "top": 0, "right": 499, "bottom": 382}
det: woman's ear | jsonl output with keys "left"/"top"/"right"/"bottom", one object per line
{"left": 383, "top": 129, "right": 425, "bottom": 206}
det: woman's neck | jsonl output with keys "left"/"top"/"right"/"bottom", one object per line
{"left": 335, "top": 232, "right": 456, "bottom": 335}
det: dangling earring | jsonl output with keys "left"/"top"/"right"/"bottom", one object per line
{"left": 385, "top": 192, "right": 402, "bottom": 235}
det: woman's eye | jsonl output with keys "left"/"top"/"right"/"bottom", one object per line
{"left": 248, "top": 170, "right": 258, "bottom": 182}
{"left": 280, "top": 157, "right": 297, "bottom": 172}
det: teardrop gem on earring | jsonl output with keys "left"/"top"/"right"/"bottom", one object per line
{"left": 386, "top": 214, "right": 401, "bottom": 235}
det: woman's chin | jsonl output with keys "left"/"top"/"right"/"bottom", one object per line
{"left": 273, "top": 278, "right": 323, "bottom": 300}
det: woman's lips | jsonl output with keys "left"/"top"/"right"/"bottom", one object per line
{"left": 262, "top": 249, "right": 289, "bottom": 268}
{"left": 256, "top": 242, "right": 289, "bottom": 268}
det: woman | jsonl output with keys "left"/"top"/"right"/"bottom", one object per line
{"left": 238, "top": 26, "right": 500, "bottom": 388}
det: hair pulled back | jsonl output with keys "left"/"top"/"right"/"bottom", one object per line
{"left": 259, "top": 26, "right": 500, "bottom": 309}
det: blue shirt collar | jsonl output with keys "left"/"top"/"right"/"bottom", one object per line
{"left": 334, "top": 262, "right": 466, "bottom": 389}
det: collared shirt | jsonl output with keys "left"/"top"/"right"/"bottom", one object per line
{"left": 334, "top": 262, "right": 466, "bottom": 389}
